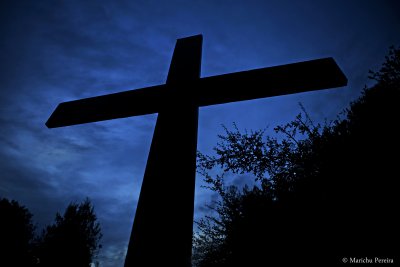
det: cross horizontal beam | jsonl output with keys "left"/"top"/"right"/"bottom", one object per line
{"left": 46, "top": 57, "right": 347, "bottom": 128}
{"left": 195, "top": 57, "right": 347, "bottom": 107}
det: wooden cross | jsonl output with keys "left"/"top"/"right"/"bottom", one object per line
{"left": 46, "top": 35, "right": 347, "bottom": 267}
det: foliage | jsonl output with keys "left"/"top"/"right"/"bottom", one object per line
{"left": 0, "top": 198, "right": 36, "bottom": 266}
{"left": 36, "top": 198, "right": 102, "bottom": 267}
{"left": 0, "top": 197, "right": 102, "bottom": 267}
{"left": 193, "top": 47, "right": 400, "bottom": 266}
{"left": 368, "top": 45, "right": 400, "bottom": 87}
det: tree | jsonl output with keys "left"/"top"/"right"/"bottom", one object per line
{"left": 193, "top": 47, "right": 400, "bottom": 266}
{"left": 36, "top": 198, "right": 102, "bottom": 267}
{"left": 0, "top": 198, "right": 36, "bottom": 267}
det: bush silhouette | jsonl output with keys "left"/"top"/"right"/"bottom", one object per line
{"left": 36, "top": 198, "right": 102, "bottom": 267}
{"left": 0, "top": 197, "right": 102, "bottom": 267}
{"left": 0, "top": 198, "right": 36, "bottom": 267}
{"left": 194, "top": 47, "right": 399, "bottom": 266}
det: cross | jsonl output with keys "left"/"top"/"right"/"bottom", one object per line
{"left": 46, "top": 34, "right": 347, "bottom": 267}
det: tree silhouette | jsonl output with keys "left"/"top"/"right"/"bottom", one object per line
{"left": 194, "top": 47, "right": 399, "bottom": 266}
{"left": 36, "top": 198, "right": 102, "bottom": 267}
{"left": 0, "top": 198, "right": 36, "bottom": 267}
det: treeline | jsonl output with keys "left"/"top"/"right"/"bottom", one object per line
{"left": 193, "top": 47, "right": 399, "bottom": 266}
{"left": 0, "top": 198, "right": 102, "bottom": 267}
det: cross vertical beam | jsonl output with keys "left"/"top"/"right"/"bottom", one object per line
{"left": 124, "top": 35, "right": 202, "bottom": 267}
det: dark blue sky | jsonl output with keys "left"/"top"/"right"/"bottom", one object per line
{"left": 1, "top": 0, "right": 399, "bottom": 266}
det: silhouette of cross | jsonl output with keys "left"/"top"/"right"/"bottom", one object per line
{"left": 46, "top": 34, "right": 347, "bottom": 267}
